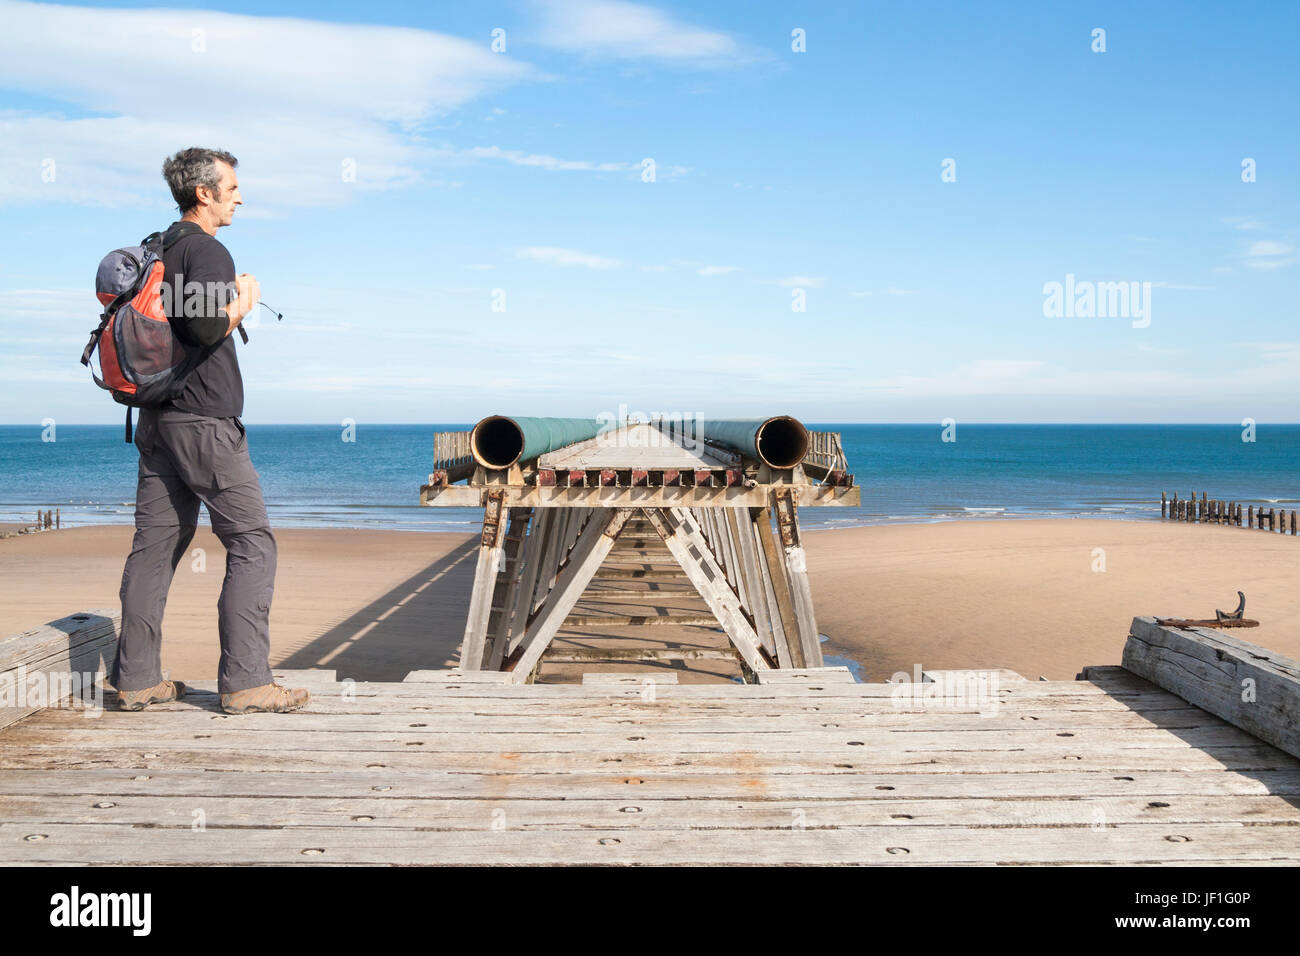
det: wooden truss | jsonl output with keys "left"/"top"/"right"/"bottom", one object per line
{"left": 426, "top": 422, "right": 857, "bottom": 682}
{"left": 458, "top": 493, "right": 824, "bottom": 683}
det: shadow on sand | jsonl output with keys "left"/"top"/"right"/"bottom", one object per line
{"left": 274, "top": 538, "right": 478, "bottom": 681}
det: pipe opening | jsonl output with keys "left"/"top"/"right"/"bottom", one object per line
{"left": 471, "top": 416, "right": 525, "bottom": 469}
{"left": 755, "top": 416, "right": 810, "bottom": 469}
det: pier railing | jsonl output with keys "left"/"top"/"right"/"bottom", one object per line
{"left": 1161, "top": 492, "right": 1297, "bottom": 535}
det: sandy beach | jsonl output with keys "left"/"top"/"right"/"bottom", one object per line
{"left": 2, "top": 518, "right": 1296, "bottom": 683}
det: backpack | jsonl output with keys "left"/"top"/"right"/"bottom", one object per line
{"left": 80, "top": 229, "right": 246, "bottom": 442}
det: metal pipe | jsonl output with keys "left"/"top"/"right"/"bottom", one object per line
{"left": 693, "top": 416, "right": 810, "bottom": 469}
{"left": 470, "top": 415, "right": 607, "bottom": 469}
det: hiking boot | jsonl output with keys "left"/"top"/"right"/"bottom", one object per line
{"left": 220, "top": 682, "right": 310, "bottom": 715}
{"left": 118, "top": 679, "right": 187, "bottom": 712}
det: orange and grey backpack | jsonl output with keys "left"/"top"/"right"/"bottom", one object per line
{"left": 82, "top": 230, "right": 240, "bottom": 442}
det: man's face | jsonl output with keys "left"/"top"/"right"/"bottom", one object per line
{"left": 201, "top": 161, "right": 242, "bottom": 226}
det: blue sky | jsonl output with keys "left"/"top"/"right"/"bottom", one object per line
{"left": 0, "top": 0, "right": 1297, "bottom": 424}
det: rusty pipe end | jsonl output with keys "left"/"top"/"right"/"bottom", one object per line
{"left": 470, "top": 415, "right": 524, "bottom": 469}
{"left": 755, "top": 416, "right": 810, "bottom": 469}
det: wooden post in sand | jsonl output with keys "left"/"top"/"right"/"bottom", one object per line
{"left": 55, "top": 509, "right": 60, "bottom": 530}
{"left": 1247, "top": 505, "right": 1254, "bottom": 529}
{"left": 1161, "top": 492, "right": 1167, "bottom": 518}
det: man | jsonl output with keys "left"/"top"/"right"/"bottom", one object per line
{"left": 111, "top": 147, "right": 308, "bottom": 715}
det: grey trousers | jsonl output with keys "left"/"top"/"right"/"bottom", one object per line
{"left": 113, "top": 406, "right": 276, "bottom": 695}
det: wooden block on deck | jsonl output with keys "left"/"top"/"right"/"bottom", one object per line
{"left": 581, "top": 672, "right": 680, "bottom": 685}
{"left": 1122, "top": 616, "right": 1300, "bottom": 759}
{"left": 1, "top": 610, "right": 119, "bottom": 730}
{"left": 922, "top": 668, "right": 1028, "bottom": 684}
{"left": 403, "top": 670, "right": 513, "bottom": 683}
{"left": 756, "top": 667, "right": 856, "bottom": 684}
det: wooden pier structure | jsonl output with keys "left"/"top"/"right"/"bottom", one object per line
{"left": 421, "top": 417, "right": 859, "bottom": 682}
{"left": 2, "top": 611, "right": 1299, "bottom": 865}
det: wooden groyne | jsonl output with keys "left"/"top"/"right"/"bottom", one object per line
{"left": 0, "top": 509, "right": 61, "bottom": 539}
{"left": 1160, "top": 492, "right": 1297, "bottom": 535}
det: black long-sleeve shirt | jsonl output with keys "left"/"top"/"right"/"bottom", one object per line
{"left": 161, "top": 220, "right": 244, "bottom": 418}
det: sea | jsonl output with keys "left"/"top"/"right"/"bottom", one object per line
{"left": 2, "top": 424, "right": 1297, "bottom": 533}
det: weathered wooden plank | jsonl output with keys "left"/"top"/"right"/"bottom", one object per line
{"left": 45, "top": 689, "right": 1209, "bottom": 722}
{"left": 1, "top": 723, "right": 1278, "bottom": 756}
{"left": 23, "top": 706, "right": 1245, "bottom": 736}
{"left": 1, "top": 610, "right": 119, "bottom": 730}
{"left": 401, "top": 670, "right": 513, "bottom": 684}
{"left": 94, "top": 671, "right": 1162, "bottom": 699}
{"left": 1123, "top": 616, "right": 1300, "bottom": 759}
{"left": 5, "top": 767, "right": 1299, "bottom": 801}
{"left": 4, "top": 793, "right": 1296, "bottom": 830}
{"left": 2, "top": 822, "right": 1295, "bottom": 866}
{"left": 757, "top": 667, "right": 856, "bottom": 684}
{"left": 923, "top": 669, "right": 1028, "bottom": 683}
{"left": 581, "top": 672, "right": 680, "bottom": 685}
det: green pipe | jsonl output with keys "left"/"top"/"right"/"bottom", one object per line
{"left": 470, "top": 416, "right": 607, "bottom": 469}
{"left": 688, "top": 417, "right": 810, "bottom": 469}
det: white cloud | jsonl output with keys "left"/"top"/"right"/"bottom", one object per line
{"left": 1242, "top": 240, "right": 1298, "bottom": 271}
{"left": 1245, "top": 240, "right": 1293, "bottom": 257}
{"left": 697, "top": 265, "right": 739, "bottom": 276}
{"left": 775, "top": 275, "right": 825, "bottom": 288}
{"left": 0, "top": 0, "right": 534, "bottom": 209}
{"left": 531, "top": 0, "right": 739, "bottom": 63}
{"left": 1236, "top": 341, "right": 1300, "bottom": 363}
{"left": 457, "top": 145, "right": 684, "bottom": 177}
{"left": 517, "top": 246, "right": 622, "bottom": 269}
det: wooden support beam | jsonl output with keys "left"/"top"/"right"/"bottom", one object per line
{"left": 1, "top": 610, "right": 119, "bottom": 729}
{"left": 1123, "top": 617, "right": 1300, "bottom": 760}
{"left": 772, "top": 489, "right": 823, "bottom": 668}
{"left": 458, "top": 490, "right": 509, "bottom": 671}
{"left": 643, "top": 508, "right": 770, "bottom": 676}
{"left": 507, "top": 509, "right": 635, "bottom": 683}
{"left": 731, "top": 506, "right": 777, "bottom": 657}
{"left": 422, "top": 483, "right": 861, "bottom": 509}
{"left": 749, "top": 508, "right": 793, "bottom": 666}
{"left": 721, "top": 508, "right": 748, "bottom": 611}
{"left": 542, "top": 647, "right": 735, "bottom": 662}
{"left": 561, "top": 613, "right": 718, "bottom": 627}
{"left": 484, "top": 508, "right": 535, "bottom": 669}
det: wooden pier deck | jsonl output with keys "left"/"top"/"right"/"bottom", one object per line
{"left": 3, "top": 663, "right": 1300, "bottom": 865}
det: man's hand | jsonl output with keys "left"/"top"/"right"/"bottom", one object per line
{"left": 223, "top": 273, "right": 261, "bottom": 332}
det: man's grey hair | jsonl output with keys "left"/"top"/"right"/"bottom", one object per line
{"left": 162, "top": 148, "right": 238, "bottom": 214}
